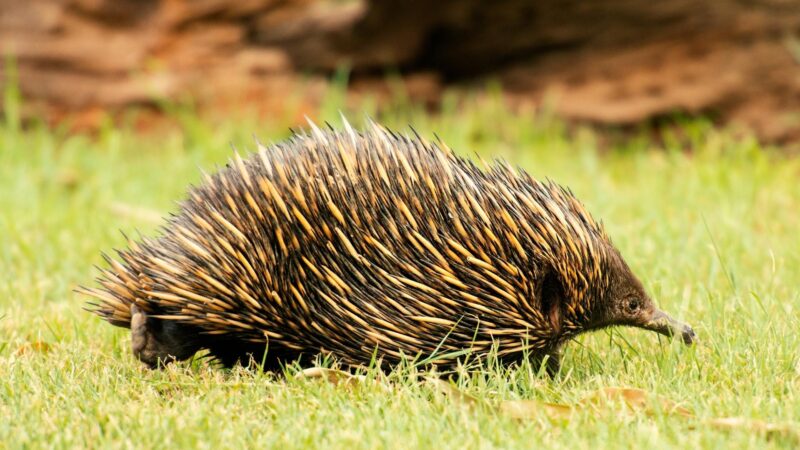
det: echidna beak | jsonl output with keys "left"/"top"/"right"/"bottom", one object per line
{"left": 642, "top": 309, "right": 696, "bottom": 345}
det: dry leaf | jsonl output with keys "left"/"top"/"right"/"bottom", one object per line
{"left": 497, "top": 399, "right": 574, "bottom": 420}
{"left": 294, "top": 367, "right": 366, "bottom": 388}
{"left": 424, "top": 377, "right": 480, "bottom": 407}
{"left": 703, "top": 417, "right": 800, "bottom": 442}
{"left": 57, "top": 169, "right": 81, "bottom": 189}
{"left": 424, "top": 377, "right": 572, "bottom": 420}
{"left": 581, "top": 387, "right": 694, "bottom": 417}
{"left": 418, "top": 378, "right": 798, "bottom": 445}
{"left": 15, "top": 341, "right": 52, "bottom": 356}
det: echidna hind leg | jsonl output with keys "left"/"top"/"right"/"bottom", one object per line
{"left": 531, "top": 346, "right": 562, "bottom": 377}
{"left": 130, "top": 304, "right": 201, "bottom": 368}
{"left": 543, "top": 349, "right": 561, "bottom": 376}
{"left": 205, "top": 341, "right": 266, "bottom": 369}
{"left": 205, "top": 340, "right": 304, "bottom": 371}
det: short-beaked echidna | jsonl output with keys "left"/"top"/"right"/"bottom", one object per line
{"left": 79, "top": 119, "right": 695, "bottom": 372}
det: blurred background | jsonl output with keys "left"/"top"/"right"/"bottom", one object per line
{"left": 2, "top": 0, "right": 800, "bottom": 145}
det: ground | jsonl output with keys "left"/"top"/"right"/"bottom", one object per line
{"left": 1, "top": 95, "right": 799, "bottom": 448}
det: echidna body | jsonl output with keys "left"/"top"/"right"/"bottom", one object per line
{"left": 80, "top": 120, "right": 695, "bottom": 372}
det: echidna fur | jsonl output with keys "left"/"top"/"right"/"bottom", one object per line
{"left": 79, "top": 118, "right": 695, "bottom": 372}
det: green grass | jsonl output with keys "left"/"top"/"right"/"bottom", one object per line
{"left": 1, "top": 95, "right": 800, "bottom": 449}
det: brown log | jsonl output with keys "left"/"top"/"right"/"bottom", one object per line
{"left": 1, "top": 0, "right": 799, "bottom": 143}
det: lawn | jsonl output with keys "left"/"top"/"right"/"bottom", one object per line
{"left": 1, "top": 94, "right": 799, "bottom": 449}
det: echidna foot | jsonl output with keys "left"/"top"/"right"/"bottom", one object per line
{"left": 130, "top": 304, "right": 196, "bottom": 368}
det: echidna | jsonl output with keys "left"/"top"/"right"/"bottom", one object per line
{"left": 79, "top": 118, "right": 695, "bottom": 373}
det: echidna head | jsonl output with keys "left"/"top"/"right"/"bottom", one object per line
{"left": 596, "top": 248, "right": 696, "bottom": 345}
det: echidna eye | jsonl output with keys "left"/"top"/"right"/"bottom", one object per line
{"left": 627, "top": 299, "right": 640, "bottom": 312}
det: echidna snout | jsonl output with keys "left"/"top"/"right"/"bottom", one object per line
{"left": 641, "top": 309, "right": 696, "bottom": 345}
